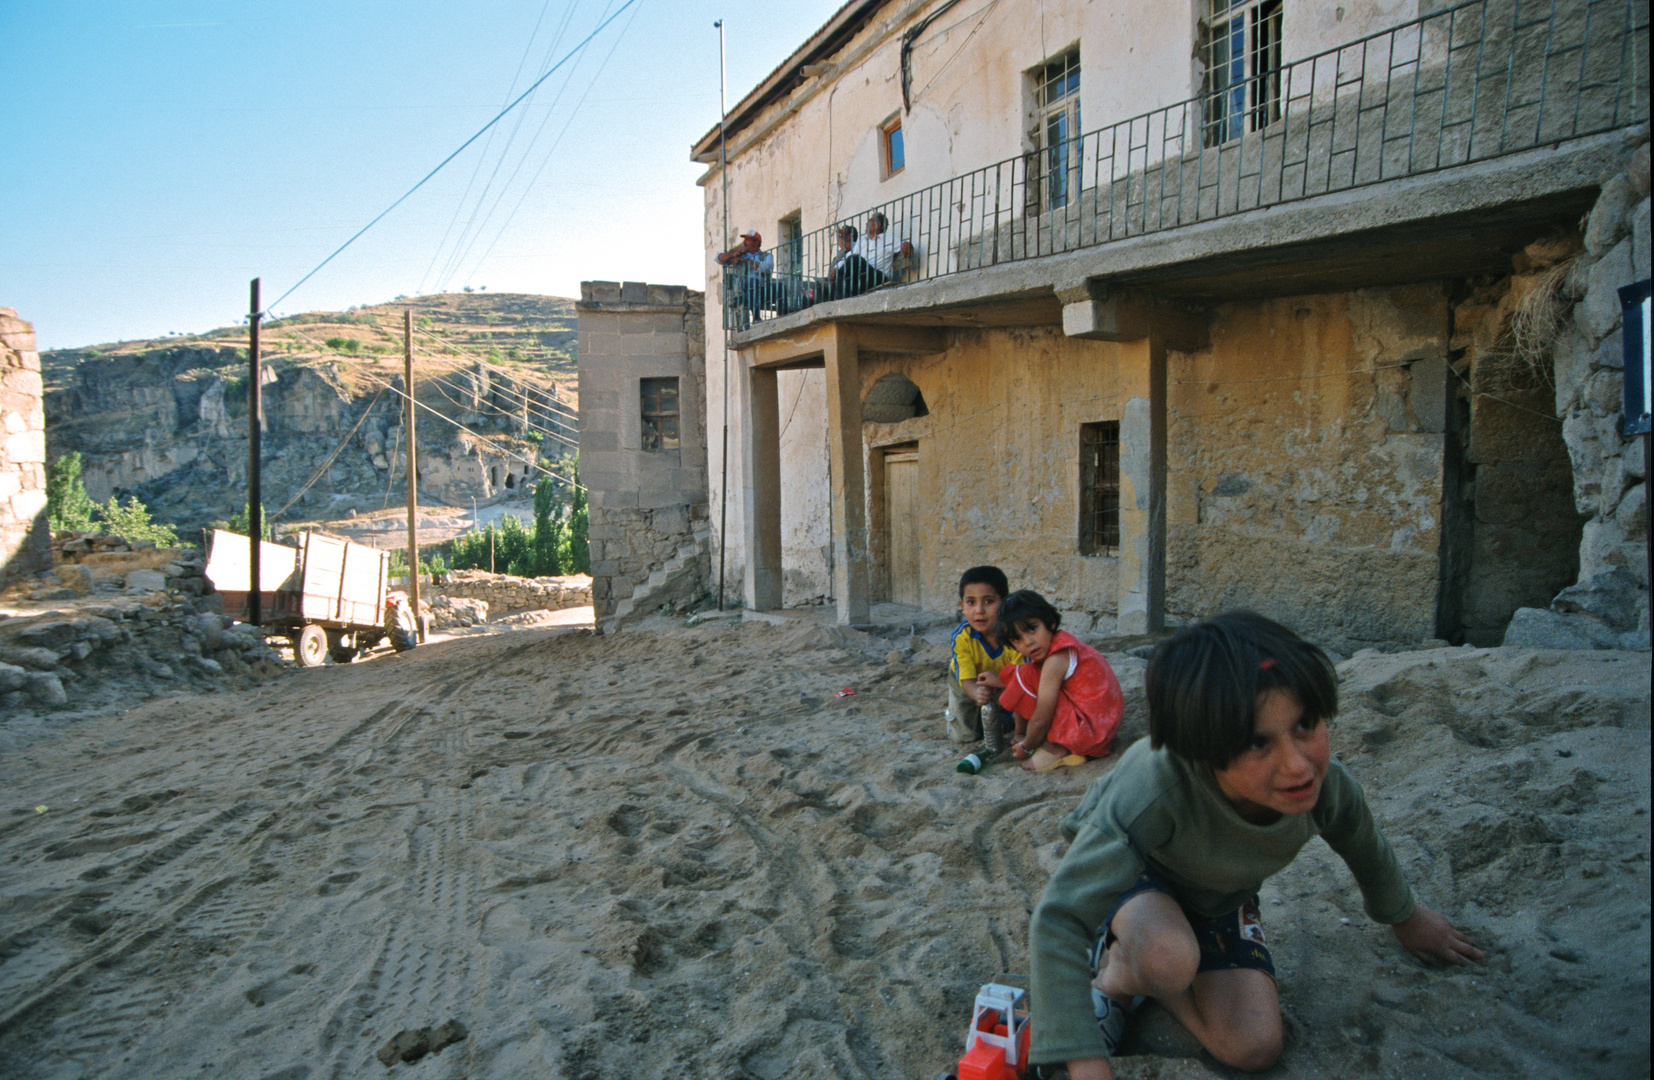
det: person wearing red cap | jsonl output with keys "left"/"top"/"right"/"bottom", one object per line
{"left": 716, "top": 230, "right": 774, "bottom": 329}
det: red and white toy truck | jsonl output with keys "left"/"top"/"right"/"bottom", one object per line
{"left": 934, "top": 982, "right": 1046, "bottom": 1080}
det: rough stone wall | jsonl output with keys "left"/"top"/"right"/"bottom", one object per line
{"left": 1444, "top": 244, "right": 1588, "bottom": 645}
{"left": 1, "top": 308, "right": 50, "bottom": 584}
{"left": 1164, "top": 287, "right": 1452, "bottom": 651}
{"left": 426, "top": 569, "right": 591, "bottom": 616}
{"left": 577, "top": 283, "right": 709, "bottom": 619}
{"left": 1507, "top": 135, "right": 1651, "bottom": 648}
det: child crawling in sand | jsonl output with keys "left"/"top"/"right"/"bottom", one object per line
{"left": 1026, "top": 611, "right": 1483, "bottom": 1078}
{"left": 976, "top": 590, "right": 1124, "bottom": 773}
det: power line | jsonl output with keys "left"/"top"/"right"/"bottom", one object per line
{"left": 419, "top": 0, "right": 571, "bottom": 295}
{"left": 460, "top": 0, "right": 642, "bottom": 287}
{"left": 274, "top": 321, "right": 586, "bottom": 492}
{"left": 265, "top": 0, "right": 640, "bottom": 316}
{"left": 408, "top": 325, "right": 581, "bottom": 424}
{"left": 353, "top": 366, "right": 587, "bottom": 492}
{"left": 429, "top": 0, "right": 595, "bottom": 292}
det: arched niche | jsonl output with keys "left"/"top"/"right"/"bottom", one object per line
{"left": 862, "top": 374, "right": 928, "bottom": 423}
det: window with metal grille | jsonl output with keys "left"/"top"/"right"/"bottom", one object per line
{"left": 1079, "top": 422, "right": 1120, "bottom": 554}
{"left": 1032, "top": 48, "right": 1081, "bottom": 211}
{"left": 641, "top": 377, "right": 680, "bottom": 451}
{"left": 1202, "top": 0, "right": 1282, "bottom": 147}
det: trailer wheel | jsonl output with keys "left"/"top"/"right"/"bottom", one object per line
{"left": 293, "top": 624, "right": 328, "bottom": 667}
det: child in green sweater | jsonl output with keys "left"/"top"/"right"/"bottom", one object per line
{"left": 1027, "top": 611, "right": 1482, "bottom": 1077}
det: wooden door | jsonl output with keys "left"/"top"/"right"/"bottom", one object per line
{"left": 884, "top": 450, "right": 920, "bottom": 606}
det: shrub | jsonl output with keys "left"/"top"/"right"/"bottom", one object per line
{"left": 97, "top": 496, "right": 180, "bottom": 547}
{"left": 46, "top": 452, "right": 96, "bottom": 532}
{"left": 215, "top": 502, "right": 272, "bottom": 541}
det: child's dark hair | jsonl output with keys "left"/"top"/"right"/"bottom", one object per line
{"left": 995, "top": 589, "right": 1061, "bottom": 640}
{"left": 1145, "top": 611, "right": 1337, "bottom": 770}
{"left": 958, "top": 565, "right": 1010, "bottom": 600}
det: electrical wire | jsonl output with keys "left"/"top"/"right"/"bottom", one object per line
{"left": 430, "top": 0, "right": 600, "bottom": 292}
{"left": 271, "top": 389, "right": 387, "bottom": 518}
{"left": 272, "top": 321, "right": 586, "bottom": 493}
{"left": 433, "top": 0, "right": 621, "bottom": 292}
{"left": 418, "top": 0, "right": 572, "bottom": 295}
{"left": 352, "top": 366, "right": 587, "bottom": 492}
{"left": 265, "top": 0, "right": 640, "bottom": 317}
{"left": 409, "top": 327, "right": 581, "bottom": 425}
{"left": 460, "top": 0, "right": 642, "bottom": 286}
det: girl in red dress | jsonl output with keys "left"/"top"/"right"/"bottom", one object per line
{"left": 979, "top": 590, "right": 1125, "bottom": 772}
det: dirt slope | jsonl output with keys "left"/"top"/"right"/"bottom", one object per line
{"left": 0, "top": 622, "right": 1646, "bottom": 1079}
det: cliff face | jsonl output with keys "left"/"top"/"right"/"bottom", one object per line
{"left": 44, "top": 346, "right": 573, "bottom": 537}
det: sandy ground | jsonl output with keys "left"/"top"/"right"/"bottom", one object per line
{"left": 0, "top": 616, "right": 1647, "bottom": 1080}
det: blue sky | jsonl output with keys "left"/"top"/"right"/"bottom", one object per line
{"left": 0, "top": 0, "right": 840, "bottom": 349}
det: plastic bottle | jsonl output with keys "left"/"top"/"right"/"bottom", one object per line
{"left": 982, "top": 702, "right": 1004, "bottom": 756}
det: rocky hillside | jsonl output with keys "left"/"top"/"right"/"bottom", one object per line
{"left": 41, "top": 293, "right": 579, "bottom": 546}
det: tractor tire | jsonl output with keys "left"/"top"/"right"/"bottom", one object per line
{"left": 387, "top": 605, "right": 418, "bottom": 652}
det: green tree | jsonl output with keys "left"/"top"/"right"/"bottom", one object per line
{"left": 569, "top": 460, "right": 588, "bottom": 574}
{"left": 46, "top": 451, "right": 95, "bottom": 532}
{"left": 552, "top": 453, "right": 589, "bottom": 575}
{"left": 96, "top": 496, "right": 180, "bottom": 547}
{"left": 533, "top": 476, "right": 564, "bottom": 576}
{"left": 219, "top": 502, "right": 273, "bottom": 541}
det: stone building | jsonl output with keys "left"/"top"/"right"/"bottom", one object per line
{"left": 693, "top": 0, "right": 1649, "bottom": 650}
{"left": 576, "top": 282, "right": 710, "bottom": 627}
{"left": 2, "top": 308, "right": 50, "bottom": 584}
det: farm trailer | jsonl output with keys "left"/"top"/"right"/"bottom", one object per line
{"left": 204, "top": 529, "right": 391, "bottom": 666}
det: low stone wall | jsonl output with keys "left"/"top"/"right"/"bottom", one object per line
{"left": 1, "top": 308, "right": 49, "bottom": 585}
{"left": 426, "top": 569, "right": 591, "bottom": 618}
{"left": 0, "top": 599, "right": 283, "bottom": 710}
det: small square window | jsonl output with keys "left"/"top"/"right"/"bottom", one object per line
{"left": 1079, "top": 422, "right": 1119, "bottom": 554}
{"left": 880, "top": 115, "right": 904, "bottom": 178}
{"left": 641, "top": 377, "right": 680, "bottom": 451}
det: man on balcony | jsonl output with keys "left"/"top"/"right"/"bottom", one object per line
{"left": 716, "top": 229, "right": 773, "bottom": 329}
{"left": 832, "top": 211, "right": 913, "bottom": 298}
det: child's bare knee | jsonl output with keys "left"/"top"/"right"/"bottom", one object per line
{"left": 1215, "top": 1030, "right": 1282, "bottom": 1072}
{"left": 1117, "top": 934, "right": 1199, "bottom": 994}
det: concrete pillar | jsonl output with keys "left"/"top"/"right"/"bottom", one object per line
{"left": 1116, "top": 337, "right": 1166, "bottom": 633}
{"left": 741, "top": 358, "right": 782, "bottom": 610}
{"left": 822, "top": 324, "right": 869, "bottom": 624}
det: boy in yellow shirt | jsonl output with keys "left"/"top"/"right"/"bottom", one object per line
{"left": 946, "top": 566, "right": 1023, "bottom": 747}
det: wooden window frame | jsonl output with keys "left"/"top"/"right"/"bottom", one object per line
{"left": 640, "top": 377, "right": 680, "bottom": 451}
{"left": 879, "top": 113, "right": 905, "bottom": 179}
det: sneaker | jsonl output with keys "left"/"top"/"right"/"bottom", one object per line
{"left": 1089, "top": 989, "right": 1143, "bottom": 1057}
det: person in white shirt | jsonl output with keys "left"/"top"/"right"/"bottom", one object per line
{"left": 832, "top": 212, "right": 912, "bottom": 297}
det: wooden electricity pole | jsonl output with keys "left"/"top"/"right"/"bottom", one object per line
{"left": 247, "top": 278, "right": 262, "bottom": 628}
{"left": 403, "top": 309, "right": 422, "bottom": 641}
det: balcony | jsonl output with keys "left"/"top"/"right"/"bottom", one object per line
{"left": 722, "top": 0, "right": 1648, "bottom": 333}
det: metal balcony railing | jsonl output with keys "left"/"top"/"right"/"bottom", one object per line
{"left": 722, "top": 0, "right": 1648, "bottom": 332}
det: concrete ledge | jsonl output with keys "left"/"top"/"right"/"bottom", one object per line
{"left": 728, "top": 129, "right": 1636, "bottom": 344}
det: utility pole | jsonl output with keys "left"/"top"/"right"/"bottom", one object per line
{"left": 716, "top": 16, "right": 731, "bottom": 611}
{"left": 404, "top": 309, "right": 422, "bottom": 640}
{"left": 248, "top": 278, "right": 262, "bottom": 628}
